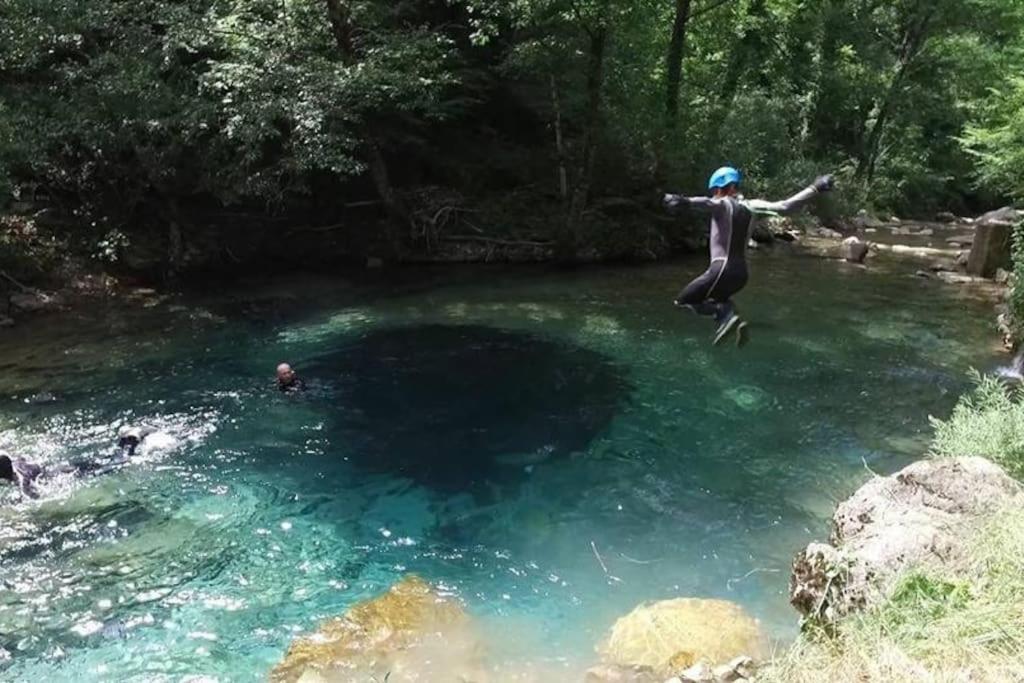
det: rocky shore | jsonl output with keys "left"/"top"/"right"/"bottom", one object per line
{"left": 264, "top": 455, "right": 1022, "bottom": 683}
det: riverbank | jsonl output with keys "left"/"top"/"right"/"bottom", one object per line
{"left": 3, "top": 205, "right": 1014, "bottom": 334}
{"left": 761, "top": 375, "right": 1024, "bottom": 683}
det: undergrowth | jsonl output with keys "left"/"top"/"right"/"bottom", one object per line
{"left": 763, "top": 378, "right": 1024, "bottom": 682}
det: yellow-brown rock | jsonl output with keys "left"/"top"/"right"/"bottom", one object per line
{"left": 597, "top": 598, "right": 766, "bottom": 678}
{"left": 270, "top": 575, "right": 485, "bottom": 683}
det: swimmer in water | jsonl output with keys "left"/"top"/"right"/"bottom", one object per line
{"left": 276, "top": 363, "right": 306, "bottom": 393}
{"left": 116, "top": 426, "right": 155, "bottom": 458}
{"left": 1, "top": 427, "right": 154, "bottom": 500}
{"left": 0, "top": 452, "right": 45, "bottom": 499}
{"left": 663, "top": 167, "right": 834, "bottom": 346}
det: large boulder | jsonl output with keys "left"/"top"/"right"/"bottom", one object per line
{"left": 967, "top": 207, "right": 1019, "bottom": 278}
{"left": 597, "top": 598, "right": 766, "bottom": 679}
{"left": 790, "top": 457, "right": 1023, "bottom": 625}
{"left": 841, "top": 237, "right": 869, "bottom": 264}
{"left": 270, "top": 576, "right": 485, "bottom": 683}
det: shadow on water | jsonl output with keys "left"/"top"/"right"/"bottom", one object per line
{"left": 308, "top": 324, "right": 631, "bottom": 489}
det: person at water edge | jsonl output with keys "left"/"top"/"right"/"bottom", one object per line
{"left": 663, "top": 167, "right": 834, "bottom": 346}
{"left": 276, "top": 362, "right": 306, "bottom": 393}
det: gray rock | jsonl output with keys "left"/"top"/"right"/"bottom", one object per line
{"left": 841, "top": 237, "right": 869, "bottom": 264}
{"left": 790, "top": 457, "right": 1022, "bottom": 625}
{"left": 995, "top": 268, "right": 1013, "bottom": 285}
{"left": 751, "top": 223, "right": 775, "bottom": 244}
{"left": 936, "top": 211, "right": 958, "bottom": 223}
{"left": 977, "top": 206, "right": 1020, "bottom": 227}
{"left": 967, "top": 221, "right": 1013, "bottom": 278}
{"left": 914, "top": 270, "right": 931, "bottom": 279}
{"left": 712, "top": 656, "right": 755, "bottom": 682}
{"left": 366, "top": 256, "right": 385, "bottom": 269}
{"left": 852, "top": 210, "right": 884, "bottom": 230}
{"left": 10, "top": 291, "right": 64, "bottom": 313}
{"left": 956, "top": 251, "right": 970, "bottom": 267}
{"left": 929, "top": 261, "right": 956, "bottom": 273}
{"left": 0, "top": 315, "right": 13, "bottom": 328}
{"left": 937, "top": 271, "right": 987, "bottom": 285}
{"left": 678, "top": 662, "right": 714, "bottom": 683}
{"left": 809, "top": 226, "right": 843, "bottom": 239}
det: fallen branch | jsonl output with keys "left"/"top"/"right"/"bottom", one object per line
{"left": 591, "top": 540, "right": 609, "bottom": 574}
{"left": 726, "top": 567, "right": 781, "bottom": 591}
{"left": 0, "top": 270, "right": 35, "bottom": 294}
{"left": 286, "top": 222, "right": 347, "bottom": 235}
{"left": 441, "top": 235, "right": 554, "bottom": 248}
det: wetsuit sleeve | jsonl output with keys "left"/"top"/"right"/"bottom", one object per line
{"left": 746, "top": 186, "right": 820, "bottom": 216}
{"left": 664, "top": 195, "right": 729, "bottom": 215}
{"left": 17, "top": 474, "right": 40, "bottom": 499}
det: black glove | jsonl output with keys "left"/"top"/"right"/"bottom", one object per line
{"left": 663, "top": 193, "right": 690, "bottom": 210}
{"left": 813, "top": 174, "right": 835, "bottom": 192}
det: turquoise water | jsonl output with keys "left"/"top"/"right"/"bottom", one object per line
{"left": 0, "top": 253, "right": 1003, "bottom": 680}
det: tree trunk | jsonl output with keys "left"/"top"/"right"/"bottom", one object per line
{"left": 323, "top": 0, "right": 408, "bottom": 251}
{"left": 564, "top": 27, "right": 608, "bottom": 261}
{"left": 664, "top": 0, "right": 693, "bottom": 123}
{"left": 807, "top": 0, "right": 842, "bottom": 154}
{"left": 855, "top": 4, "right": 936, "bottom": 183}
{"left": 711, "top": 0, "right": 767, "bottom": 134}
{"left": 550, "top": 75, "right": 569, "bottom": 200}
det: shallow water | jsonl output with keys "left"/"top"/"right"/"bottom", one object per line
{"left": 0, "top": 252, "right": 1003, "bottom": 680}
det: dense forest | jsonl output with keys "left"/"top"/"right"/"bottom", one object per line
{"left": 2, "top": 0, "right": 1024, "bottom": 274}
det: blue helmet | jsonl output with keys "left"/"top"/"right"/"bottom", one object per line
{"left": 708, "top": 166, "right": 741, "bottom": 190}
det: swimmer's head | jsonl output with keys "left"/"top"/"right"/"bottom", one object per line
{"left": 0, "top": 454, "right": 14, "bottom": 482}
{"left": 117, "top": 426, "right": 143, "bottom": 455}
{"left": 276, "top": 363, "right": 296, "bottom": 386}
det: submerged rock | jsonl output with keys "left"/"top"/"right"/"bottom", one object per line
{"left": 597, "top": 598, "right": 766, "bottom": 679}
{"left": 271, "top": 576, "right": 485, "bottom": 683}
{"left": 790, "top": 457, "right": 1023, "bottom": 625}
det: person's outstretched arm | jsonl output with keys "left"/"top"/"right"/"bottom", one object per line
{"left": 746, "top": 175, "right": 834, "bottom": 215}
{"left": 659, "top": 192, "right": 724, "bottom": 210}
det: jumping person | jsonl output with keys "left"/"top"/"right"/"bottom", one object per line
{"left": 663, "top": 167, "right": 834, "bottom": 346}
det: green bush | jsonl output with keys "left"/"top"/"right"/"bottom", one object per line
{"left": 1011, "top": 220, "right": 1024, "bottom": 339}
{"left": 930, "top": 373, "right": 1024, "bottom": 477}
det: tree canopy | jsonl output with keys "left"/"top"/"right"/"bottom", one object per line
{"left": 1, "top": 0, "right": 1022, "bottom": 267}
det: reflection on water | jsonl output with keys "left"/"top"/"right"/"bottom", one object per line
{"left": 0, "top": 254, "right": 1005, "bottom": 680}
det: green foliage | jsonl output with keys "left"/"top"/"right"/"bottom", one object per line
{"left": 930, "top": 373, "right": 1024, "bottom": 477}
{"left": 1, "top": 0, "right": 1023, "bottom": 268}
{"left": 963, "top": 78, "right": 1024, "bottom": 202}
{"left": 1010, "top": 220, "right": 1024, "bottom": 342}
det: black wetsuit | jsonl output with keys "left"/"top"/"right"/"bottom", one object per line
{"left": 2, "top": 435, "right": 144, "bottom": 500}
{"left": 1, "top": 455, "right": 45, "bottom": 499}
{"left": 278, "top": 377, "right": 306, "bottom": 394}
{"left": 666, "top": 185, "right": 821, "bottom": 323}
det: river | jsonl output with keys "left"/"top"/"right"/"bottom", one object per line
{"left": 0, "top": 251, "right": 1003, "bottom": 680}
